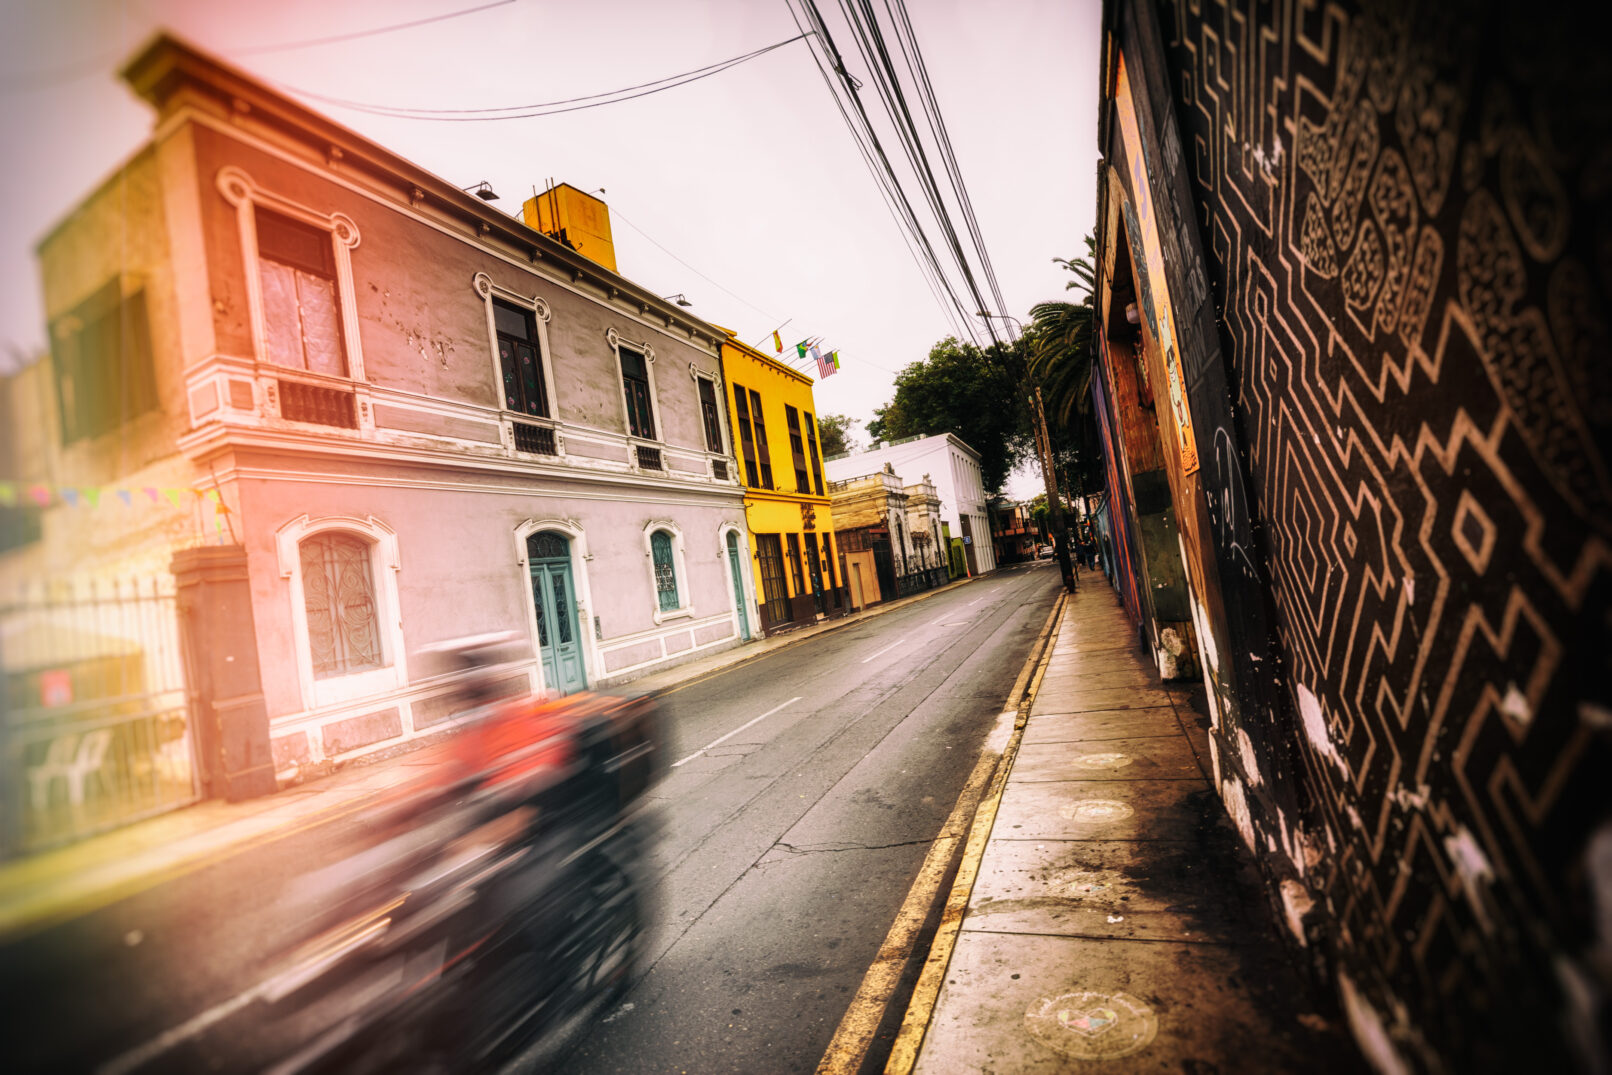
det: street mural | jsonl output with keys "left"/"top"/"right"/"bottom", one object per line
{"left": 1136, "top": 0, "right": 1611, "bottom": 1067}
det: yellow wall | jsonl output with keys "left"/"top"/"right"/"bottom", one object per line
{"left": 719, "top": 337, "right": 839, "bottom": 614}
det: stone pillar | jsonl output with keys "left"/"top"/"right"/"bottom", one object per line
{"left": 171, "top": 545, "right": 277, "bottom": 801}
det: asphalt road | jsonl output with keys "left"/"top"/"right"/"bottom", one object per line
{"left": 0, "top": 561, "right": 1060, "bottom": 1073}
{"left": 560, "top": 562, "right": 1061, "bottom": 1074}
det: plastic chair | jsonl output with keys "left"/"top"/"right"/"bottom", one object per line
{"left": 64, "top": 729, "right": 113, "bottom": 806}
{"left": 27, "top": 734, "right": 80, "bottom": 812}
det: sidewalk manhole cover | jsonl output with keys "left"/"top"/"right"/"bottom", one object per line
{"left": 1070, "top": 752, "right": 1132, "bottom": 770}
{"left": 1059, "top": 799, "right": 1135, "bottom": 822}
{"left": 1025, "top": 990, "right": 1158, "bottom": 1059}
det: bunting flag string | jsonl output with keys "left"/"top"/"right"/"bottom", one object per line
{"left": 0, "top": 480, "right": 223, "bottom": 512}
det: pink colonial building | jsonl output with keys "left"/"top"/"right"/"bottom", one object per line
{"left": 0, "top": 35, "right": 753, "bottom": 837}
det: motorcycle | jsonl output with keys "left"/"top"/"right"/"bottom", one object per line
{"left": 246, "top": 639, "right": 663, "bottom": 1073}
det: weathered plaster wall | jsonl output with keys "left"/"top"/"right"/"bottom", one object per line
{"left": 35, "top": 143, "right": 189, "bottom": 488}
{"left": 235, "top": 459, "right": 745, "bottom": 739}
{"left": 188, "top": 125, "right": 721, "bottom": 447}
{"left": 1110, "top": 0, "right": 1612, "bottom": 1068}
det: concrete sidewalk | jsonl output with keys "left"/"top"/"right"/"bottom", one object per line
{"left": 0, "top": 572, "right": 980, "bottom": 944}
{"left": 892, "top": 581, "right": 1363, "bottom": 1073}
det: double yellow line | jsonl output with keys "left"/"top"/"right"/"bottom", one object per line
{"left": 815, "top": 589, "right": 1068, "bottom": 1075}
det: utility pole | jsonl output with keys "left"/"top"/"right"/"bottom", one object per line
{"left": 977, "top": 309, "right": 1077, "bottom": 594}
{"left": 1034, "top": 387, "right": 1076, "bottom": 593}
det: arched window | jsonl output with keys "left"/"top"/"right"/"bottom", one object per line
{"left": 299, "top": 531, "right": 382, "bottom": 677}
{"left": 527, "top": 530, "right": 569, "bottom": 561}
{"left": 651, "top": 530, "right": 679, "bottom": 611}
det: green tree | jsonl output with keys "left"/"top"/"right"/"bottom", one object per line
{"left": 867, "top": 336, "right": 1030, "bottom": 494}
{"left": 817, "top": 413, "right": 859, "bottom": 458}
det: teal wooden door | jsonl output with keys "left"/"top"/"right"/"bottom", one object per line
{"left": 527, "top": 532, "right": 587, "bottom": 695}
{"left": 727, "top": 531, "right": 751, "bottom": 642}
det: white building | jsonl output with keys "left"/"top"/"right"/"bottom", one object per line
{"left": 824, "top": 433, "right": 996, "bottom": 575}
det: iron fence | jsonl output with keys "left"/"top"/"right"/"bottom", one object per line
{"left": 1, "top": 574, "right": 198, "bottom": 856}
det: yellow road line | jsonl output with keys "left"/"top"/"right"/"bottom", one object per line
{"left": 815, "top": 589, "right": 1067, "bottom": 1075}
{"left": 883, "top": 592, "right": 1068, "bottom": 1075}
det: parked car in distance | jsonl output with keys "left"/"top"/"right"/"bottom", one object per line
{"left": 1035, "top": 544, "right": 1054, "bottom": 560}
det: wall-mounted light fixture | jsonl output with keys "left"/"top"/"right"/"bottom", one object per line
{"left": 662, "top": 293, "right": 693, "bottom": 307}
{"left": 462, "top": 181, "right": 500, "bottom": 201}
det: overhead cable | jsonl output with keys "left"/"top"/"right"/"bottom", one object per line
{"left": 276, "top": 33, "right": 810, "bottom": 121}
{"left": 232, "top": 0, "right": 518, "bottom": 56}
{"left": 1, "top": 0, "right": 519, "bottom": 92}
{"left": 791, "top": 0, "right": 985, "bottom": 346}
{"left": 835, "top": 0, "right": 999, "bottom": 344}
{"left": 783, "top": 0, "right": 975, "bottom": 345}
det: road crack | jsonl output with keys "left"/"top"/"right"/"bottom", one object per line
{"left": 773, "top": 837, "right": 937, "bottom": 856}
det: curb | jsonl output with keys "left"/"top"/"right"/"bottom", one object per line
{"left": 813, "top": 585, "right": 1068, "bottom": 1075}
{"left": 881, "top": 587, "right": 1069, "bottom": 1074}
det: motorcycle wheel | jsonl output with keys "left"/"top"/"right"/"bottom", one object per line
{"left": 483, "top": 841, "right": 644, "bottom": 1072}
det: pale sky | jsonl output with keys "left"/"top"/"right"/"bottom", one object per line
{"left": 2, "top": 0, "right": 1100, "bottom": 495}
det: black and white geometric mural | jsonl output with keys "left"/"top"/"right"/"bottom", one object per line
{"left": 1129, "top": 0, "right": 1612, "bottom": 1068}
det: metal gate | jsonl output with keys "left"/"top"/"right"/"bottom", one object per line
{"left": 871, "top": 534, "right": 897, "bottom": 603}
{"left": 2, "top": 575, "right": 199, "bottom": 856}
{"left": 755, "top": 533, "right": 793, "bottom": 631}
{"left": 804, "top": 533, "right": 828, "bottom": 616}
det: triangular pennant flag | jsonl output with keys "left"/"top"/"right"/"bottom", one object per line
{"left": 60, "top": 488, "right": 81, "bottom": 507}
{"left": 28, "top": 484, "right": 51, "bottom": 507}
{"left": 0, "top": 481, "right": 16, "bottom": 507}
{"left": 83, "top": 487, "right": 101, "bottom": 507}
{"left": 161, "top": 488, "right": 185, "bottom": 508}
{"left": 116, "top": 489, "right": 133, "bottom": 507}
{"left": 773, "top": 331, "right": 783, "bottom": 353}
{"left": 144, "top": 487, "right": 162, "bottom": 504}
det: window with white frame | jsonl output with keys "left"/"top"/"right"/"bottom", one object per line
{"left": 277, "top": 514, "right": 406, "bottom": 708}
{"left": 256, "top": 207, "right": 347, "bottom": 376}
{"left": 696, "top": 375, "right": 725, "bottom": 453}
{"left": 651, "top": 530, "right": 679, "bottom": 611}
{"left": 643, "top": 521, "right": 692, "bottom": 622}
{"left": 494, "top": 300, "right": 549, "bottom": 418}
{"left": 299, "top": 531, "right": 382, "bottom": 676}
{"left": 217, "top": 167, "right": 364, "bottom": 382}
{"left": 620, "top": 346, "right": 657, "bottom": 440}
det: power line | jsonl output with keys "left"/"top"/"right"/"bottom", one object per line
{"left": 0, "top": 0, "right": 518, "bottom": 92}
{"left": 231, "top": 0, "right": 517, "bottom": 56}
{"left": 610, "top": 207, "right": 782, "bottom": 326}
{"left": 838, "top": 0, "right": 999, "bottom": 344}
{"left": 783, "top": 0, "right": 973, "bottom": 346}
{"left": 276, "top": 33, "right": 810, "bottom": 121}
{"left": 609, "top": 207, "right": 843, "bottom": 378}
{"left": 887, "top": 0, "right": 1009, "bottom": 320}
{"left": 790, "top": 0, "right": 985, "bottom": 347}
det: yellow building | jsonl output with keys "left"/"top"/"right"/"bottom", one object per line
{"left": 718, "top": 333, "right": 845, "bottom": 634}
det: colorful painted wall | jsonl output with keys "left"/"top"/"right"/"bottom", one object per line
{"left": 1101, "top": 1, "right": 1612, "bottom": 1069}
{"left": 719, "top": 336, "right": 842, "bottom": 632}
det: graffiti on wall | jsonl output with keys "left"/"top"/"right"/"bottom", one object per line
{"left": 1113, "top": 53, "right": 1201, "bottom": 478}
{"left": 1151, "top": 0, "right": 1612, "bottom": 1067}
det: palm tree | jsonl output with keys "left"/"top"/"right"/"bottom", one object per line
{"left": 1026, "top": 236, "right": 1096, "bottom": 425}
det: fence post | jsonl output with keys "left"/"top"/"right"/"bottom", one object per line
{"left": 171, "top": 545, "right": 277, "bottom": 801}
